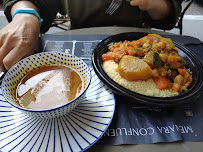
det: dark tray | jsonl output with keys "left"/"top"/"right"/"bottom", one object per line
{"left": 92, "top": 32, "right": 203, "bottom": 108}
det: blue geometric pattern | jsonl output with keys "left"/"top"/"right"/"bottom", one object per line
{"left": 0, "top": 68, "right": 115, "bottom": 152}
{"left": 2, "top": 52, "right": 92, "bottom": 118}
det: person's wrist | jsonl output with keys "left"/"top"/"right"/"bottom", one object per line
{"left": 13, "top": 13, "right": 39, "bottom": 24}
{"left": 12, "top": 9, "right": 43, "bottom": 27}
{"left": 12, "top": 13, "right": 40, "bottom": 33}
{"left": 145, "top": 0, "right": 171, "bottom": 20}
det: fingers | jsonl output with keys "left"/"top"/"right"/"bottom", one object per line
{"left": 0, "top": 34, "right": 16, "bottom": 58}
{"left": 2, "top": 31, "right": 36, "bottom": 70}
{"left": 0, "top": 34, "right": 33, "bottom": 71}
{"left": 0, "top": 44, "right": 14, "bottom": 71}
{"left": 0, "top": 29, "right": 19, "bottom": 71}
{"left": 0, "top": 47, "right": 34, "bottom": 72}
{"left": 129, "top": 0, "right": 146, "bottom": 6}
{"left": 0, "top": 14, "right": 39, "bottom": 71}
{"left": 126, "top": 0, "right": 149, "bottom": 10}
{"left": 2, "top": 44, "right": 34, "bottom": 70}
{"left": 0, "top": 30, "right": 4, "bottom": 47}
{"left": 0, "top": 31, "right": 10, "bottom": 71}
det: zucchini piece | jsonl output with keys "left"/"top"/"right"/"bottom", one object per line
{"left": 180, "top": 58, "right": 186, "bottom": 66}
{"left": 153, "top": 52, "right": 161, "bottom": 67}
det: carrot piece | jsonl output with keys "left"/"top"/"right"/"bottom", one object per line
{"left": 169, "top": 55, "right": 178, "bottom": 63}
{"left": 177, "top": 68, "right": 187, "bottom": 76}
{"left": 128, "top": 49, "right": 136, "bottom": 56}
{"left": 153, "top": 76, "right": 169, "bottom": 90}
{"left": 102, "top": 52, "right": 115, "bottom": 61}
{"left": 114, "top": 42, "right": 121, "bottom": 48}
{"left": 135, "top": 39, "right": 143, "bottom": 47}
{"left": 113, "top": 47, "right": 122, "bottom": 52}
{"left": 123, "top": 46, "right": 129, "bottom": 53}
{"left": 128, "top": 40, "right": 137, "bottom": 47}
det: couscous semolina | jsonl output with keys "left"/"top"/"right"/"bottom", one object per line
{"left": 102, "top": 60, "right": 179, "bottom": 97}
{"left": 101, "top": 34, "right": 192, "bottom": 96}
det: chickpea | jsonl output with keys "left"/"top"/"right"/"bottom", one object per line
{"left": 159, "top": 54, "right": 168, "bottom": 63}
{"left": 168, "top": 69, "right": 178, "bottom": 81}
{"left": 184, "top": 72, "right": 190, "bottom": 81}
{"left": 183, "top": 78, "right": 186, "bottom": 85}
{"left": 114, "top": 42, "right": 121, "bottom": 47}
{"left": 143, "top": 43, "right": 151, "bottom": 49}
{"left": 188, "top": 75, "right": 192, "bottom": 82}
{"left": 152, "top": 69, "right": 159, "bottom": 78}
{"left": 158, "top": 67, "right": 168, "bottom": 76}
{"left": 185, "top": 82, "right": 191, "bottom": 87}
{"left": 174, "top": 74, "right": 184, "bottom": 85}
{"left": 163, "top": 64, "right": 169, "bottom": 70}
{"left": 172, "top": 83, "right": 181, "bottom": 92}
{"left": 155, "top": 41, "right": 166, "bottom": 51}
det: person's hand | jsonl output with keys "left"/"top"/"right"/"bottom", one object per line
{"left": 126, "top": 0, "right": 171, "bottom": 20}
{"left": 0, "top": 13, "right": 40, "bottom": 71}
{"left": 126, "top": 0, "right": 154, "bottom": 11}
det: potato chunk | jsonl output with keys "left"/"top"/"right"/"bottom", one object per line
{"left": 118, "top": 55, "right": 153, "bottom": 81}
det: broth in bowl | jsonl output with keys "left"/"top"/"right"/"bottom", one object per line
{"left": 16, "top": 65, "right": 84, "bottom": 110}
{"left": 2, "top": 52, "right": 91, "bottom": 118}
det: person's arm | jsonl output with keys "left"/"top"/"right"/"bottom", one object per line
{"left": 4, "top": 0, "right": 61, "bottom": 33}
{"left": 126, "top": 0, "right": 172, "bottom": 20}
{"left": 0, "top": 0, "right": 40, "bottom": 71}
{"left": 0, "top": 0, "right": 60, "bottom": 71}
{"left": 126, "top": 0, "right": 183, "bottom": 30}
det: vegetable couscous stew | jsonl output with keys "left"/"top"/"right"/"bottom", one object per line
{"left": 102, "top": 34, "right": 192, "bottom": 97}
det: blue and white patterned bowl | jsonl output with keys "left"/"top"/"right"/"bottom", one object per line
{"left": 2, "top": 52, "right": 91, "bottom": 119}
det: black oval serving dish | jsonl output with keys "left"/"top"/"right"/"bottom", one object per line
{"left": 92, "top": 32, "right": 203, "bottom": 108}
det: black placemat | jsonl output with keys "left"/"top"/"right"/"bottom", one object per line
{"left": 39, "top": 33, "right": 203, "bottom": 145}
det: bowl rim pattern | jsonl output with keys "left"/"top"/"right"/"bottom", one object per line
{"left": 2, "top": 52, "right": 91, "bottom": 113}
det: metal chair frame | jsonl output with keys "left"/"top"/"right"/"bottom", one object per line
{"left": 51, "top": 13, "right": 70, "bottom": 31}
{"left": 175, "top": 0, "right": 195, "bottom": 35}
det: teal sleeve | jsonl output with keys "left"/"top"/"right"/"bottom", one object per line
{"left": 3, "top": 0, "right": 61, "bottom": 33}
